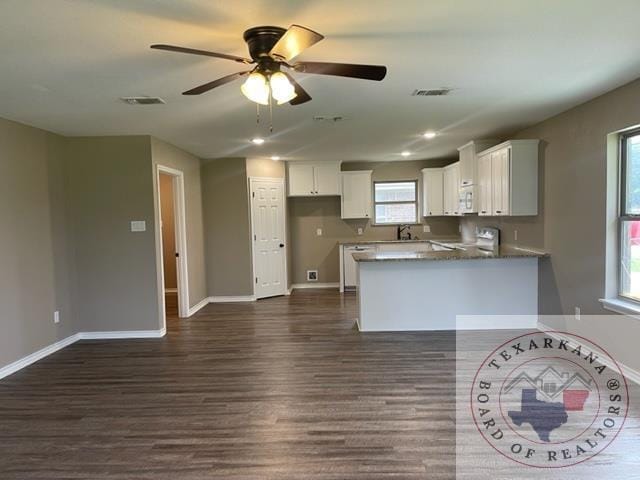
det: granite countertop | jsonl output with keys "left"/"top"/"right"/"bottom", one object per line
{"left": 340, "top": 237, "right": 460, "bottom": 246}
{"left": 352, "top": 245, "right": 549, "bottom": 262}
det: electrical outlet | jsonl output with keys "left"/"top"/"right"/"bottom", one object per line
{"left": 514, "top": 230, "right": 519, "bottom": 242}
{"left": 458, "top": 224, "right": 462, "bottom": 233}
{"left": 423, "top": 225, "right": 431, "bottom": 233}
{"left": 575, "top": 306, "right": 581, "bottom": 321}
{"left": 357, "top": 227, "right": 363, "bottom": 235}
{"left": 316, "top": 228, "right": 323, "bottom": 236}
{"left": 54, "top": 310, "right": 60, "bottom": 324}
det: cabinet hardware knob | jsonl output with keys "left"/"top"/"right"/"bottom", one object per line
{"left": 496, "top": 210, "right": 502, "bottom": 213}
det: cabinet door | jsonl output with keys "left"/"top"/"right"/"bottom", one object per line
{"left": 343, "top": 247, "right": 358, "bottom": 287}
{"left": 478, "top": 154, "right": 492, "bottom": 215}
{"left": 287, "top": 164, "right": 315, "bottom": 196}
{"left": 341, "top": 172, "right": 372, "bottom": 219}
{"left": 314, "top": 164, "right": 341, "bottom": 195}
{"left": 491, "top": 148, "right": 510, "bottom": 215}
{"left": 451, "top": 163, "right": 461, "bottom": 215}
{"left": 498, "top": 148, "right": 511, "bottom": 215}
{"left": 459, "top": 144, "right": 475, "bottom": 186}
{"left": 442, "top": 168, "right": 452, "bottom": 215}
{"left": 423, "top": 169, "right": 443, "bottom": 216}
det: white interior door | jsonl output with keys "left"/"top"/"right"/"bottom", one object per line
{"left": 251, "top": 178, "right": 287, "bottom": 299}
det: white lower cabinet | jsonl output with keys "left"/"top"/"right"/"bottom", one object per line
{"left": 342, "top": 245, "right": 375, "bottom": 288}
{"left": 341, "top": 171, "right": 372, "bottom": 219}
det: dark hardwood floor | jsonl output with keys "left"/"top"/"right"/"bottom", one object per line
{"left": 0, "top": 290, "right": 637, "bottom": 479}
{"left": 0, "top": 291, "right": 455, "bottom": 479}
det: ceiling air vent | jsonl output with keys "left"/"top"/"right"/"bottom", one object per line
{"left": 411, "top": 88, "right": 451, "bottom": 97}
{"left": 313, "top": 115, "right": 344, "bottom": 123}
{"left": 120, "top": 96, "right": 166, "bottom": 105}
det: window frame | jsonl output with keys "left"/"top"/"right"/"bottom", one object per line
{"left": 372, "top": 179, "right": 419, "bottom": 226}
{"left": 618, "top": 127, "right": 640, "bottom": 302}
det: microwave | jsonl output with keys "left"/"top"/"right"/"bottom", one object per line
{"left": 459, "top": 185, "right": 477, "bottom": 214}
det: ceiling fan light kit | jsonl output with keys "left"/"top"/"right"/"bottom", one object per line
{"left": 151, "top": 24, "right": 387, "bottom": 108}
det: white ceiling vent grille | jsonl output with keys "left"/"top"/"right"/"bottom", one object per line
{"left": 313, "top": 115, "right": 344, "bottom": 123}
{"left": 411, "top": 88, "right": 451, "bottom": 97}
{"left": 120, "top": 96, "right": 166, "bottom": 105}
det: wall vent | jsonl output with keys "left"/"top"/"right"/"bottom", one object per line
{"left": 120, "top": 96, "right": 166, "bottom": 105}
{"left": 411, "top": 88, "right": 451, "bottom": 97}
{"left": 306, "top": 270, "right": 318, "bottom": 282}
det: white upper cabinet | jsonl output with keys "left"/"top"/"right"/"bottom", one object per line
{"left": 477, "top": 140, "right": 539, "bottom": 216}
{"left": 341, "top": 171, "right": 372, "bottom": 219}
{"left": 422, "top": 168, "right": 444, "bottom": 216}
{"left": 287, "top": 164, "right": 315, "bottom": 196}
{"left": 443, "top": 162, "right": 462, "bottom": 216}
{"left": 477, "top": 152, "right": 493, "bottom": 216}
{"left": 287, "top": 162, "right": 341, "bottom": 197}
{"left": 458, "top": 140, "right": 499, "bottom": 187}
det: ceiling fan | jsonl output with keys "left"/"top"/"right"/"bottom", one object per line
{"left": 151, "top": 25, "right": 387, "bottom": 106}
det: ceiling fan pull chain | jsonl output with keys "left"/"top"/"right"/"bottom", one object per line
{"left": 268, "top": 92, "right": 273, "bottom": 133}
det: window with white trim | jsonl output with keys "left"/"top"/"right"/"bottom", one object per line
{"left": 619, "top": 129, "right": 640, "bottom": 301}
{"left": 373, "top": 180, "right": 418, "bottom": 225}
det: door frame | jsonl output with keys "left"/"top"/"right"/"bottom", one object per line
{"left": 249, "top": 177, "right": 288, "bottom": 299}
{"left": 156, "top": 165, "right": 190, "bottom": 319}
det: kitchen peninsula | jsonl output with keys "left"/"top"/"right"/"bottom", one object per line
{"left": 354, "top": 243, "right": 548, "bottom": 331}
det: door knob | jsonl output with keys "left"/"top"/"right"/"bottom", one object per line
{"left": 279, "top": 243, "right": 285, "bottom": 248}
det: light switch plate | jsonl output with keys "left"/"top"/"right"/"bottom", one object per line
{"left": 131, "top": 221, "right": 146, "bottom": 232}
{"left": 357, "top": 227, "right": 363, "bottom": 235}
{"left": 316, "top": 228, "right": 323, "bottom": 236}
{"left": 53, "top": 310, "right": 60, "bottom": 324}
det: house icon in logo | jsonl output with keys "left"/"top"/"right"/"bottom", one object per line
{"left": 504, "top": 366, "right": 592, "bottom": 403}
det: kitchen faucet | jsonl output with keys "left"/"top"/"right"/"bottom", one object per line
{"left": 397, "top": 224, "right": 412, "bottom": 240}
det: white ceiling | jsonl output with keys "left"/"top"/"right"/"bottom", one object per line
{"left": 2, "top": 0, "right": 640, "bottom": 162}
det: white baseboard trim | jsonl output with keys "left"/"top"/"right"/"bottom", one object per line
{"left": 165, "top": 288, "right": 177, "bottom": 294}
{"left": 187, "top": 297, "right": 210, "bottom": 316}
{"left": 291, "top": 282, "right": 340, "bottom": 290}
{"left": 456, "top": 315, "right": 539, "bottom": 330}
{"left": 0, "top": 333, "right": 81, "bottom": 381}
{"left": 78, "top": 328, "right": 166, "bottom": 340}
{"left": 210, "top": 295, "right": 256, "bottom": 303}
{"left": 538, "top": 322, "right": 640, "bottom": 386}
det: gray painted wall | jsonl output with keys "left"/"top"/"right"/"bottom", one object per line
{"left": 0, "top": 118, "right": 76, "bottom": 367}
{"left": 201, "top": 158, "right": 253, "bottom": 297}
{"left": 63, "top": 136, "right": 161, "bottom": 332}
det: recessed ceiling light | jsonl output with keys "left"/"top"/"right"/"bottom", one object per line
{"left": 423, "top": 131, "right": 437, "bottom": 139}
{"left": 270, "top": 155, "right": 281, "bottom": 161}
{"left": 251, "top": 137, "right": 265, "bottom": 145}
{"left": 401, "top": 151, "right": 411, "bottom": 157}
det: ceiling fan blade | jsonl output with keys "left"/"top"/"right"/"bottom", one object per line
{"left": 151, "top": 44, "right": 252, "bottom": 64}
{"left": 182, "top": 71, "right": 250, "bottom": 95}
{"left": 283, "top": 73, "right": 312, "bottom": 105}
{"left": 269, "top": 25, "right": 324, "bottom": 62}
{"left": 293, "top": 61, "right": 387, "bottom": 81}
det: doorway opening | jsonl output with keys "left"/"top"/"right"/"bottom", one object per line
{"left": 157, "top": 165, "right": 190, "bottom": 322}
